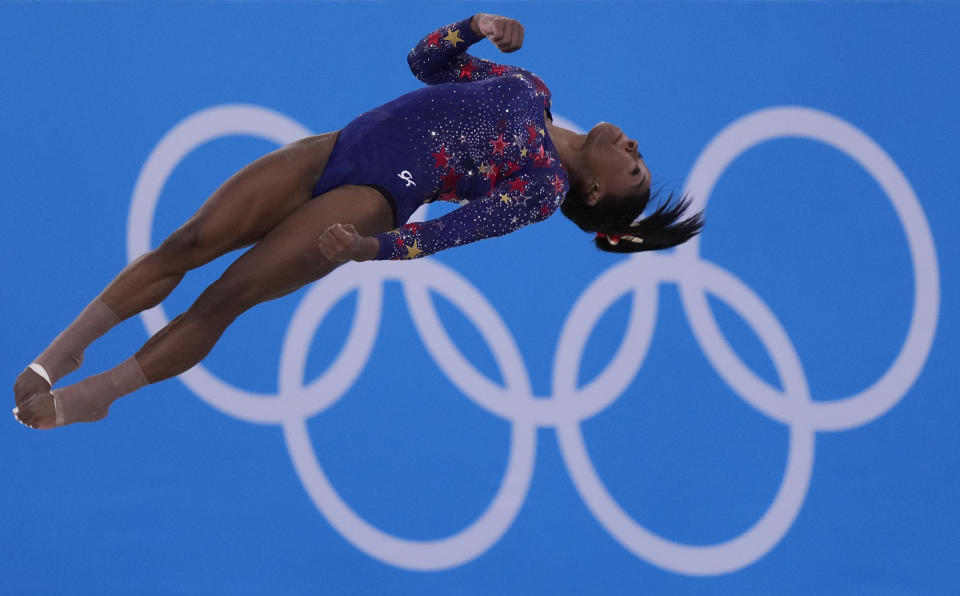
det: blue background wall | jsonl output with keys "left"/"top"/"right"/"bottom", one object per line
{"left": 2, "top": 1, "right": 957, "bottom": 594}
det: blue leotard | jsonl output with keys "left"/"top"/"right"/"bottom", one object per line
{"left": 311, "top": 15, "right": 570, "bottom": 260}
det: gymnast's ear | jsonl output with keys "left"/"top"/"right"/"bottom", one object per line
{"left": 585, "top": 180, "right": 602, "bottom": 206}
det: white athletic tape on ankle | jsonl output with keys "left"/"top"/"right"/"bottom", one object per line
{"left": 28, "top": 363, "right": 51, "bottom": 386}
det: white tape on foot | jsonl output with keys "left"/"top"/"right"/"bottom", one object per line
{"left": 28, "top": 363, "right": 51, "bottom": 386}
{"left": 52, "top": 392, "right": 64, "bottom": 427}
{"left": 12, "top": 407, "right": 26, "bottom": 427}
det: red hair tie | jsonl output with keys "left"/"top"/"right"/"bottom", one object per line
{"left": 596, "top": 232, "right": 621, "bottom": 246}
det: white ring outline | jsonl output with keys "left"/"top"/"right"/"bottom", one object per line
{"left": 557, "top": 253, "right": 815, "bottom": 576}
{"left": 126, "top": 104, "right": 939, "bottom": 574}
{"left": 676, "top": 106, "right": 940, "bottom": 431}
{"left": 282, "top": 260, "right": 537, "bottom": 571}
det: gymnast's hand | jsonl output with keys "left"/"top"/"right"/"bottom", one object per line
{"left": 318, "top": 223, "right": 379, "bottom": 263}
{"left": 471, "top": 13, "right": 524, "bottom": 53}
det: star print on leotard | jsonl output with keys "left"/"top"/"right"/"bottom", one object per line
{"left": 310, "top": 16, "right": 570, "bottom": 260}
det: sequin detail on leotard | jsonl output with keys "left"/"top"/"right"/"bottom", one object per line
{"left": 311, "top": 15, "right": 570, "bottom": 260}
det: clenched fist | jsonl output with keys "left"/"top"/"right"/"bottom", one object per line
{"left": 471, "top": 13, "right": 525, "bottom": 53}
{"left": 318, "top": 223, "right": 379, "bottom": 263}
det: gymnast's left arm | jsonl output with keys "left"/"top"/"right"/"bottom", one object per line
{"left": 470, "top": 14, "right": 525, "bottom": 53}
{"left": 407, "top": 14, "right": 526, "bottom": 86}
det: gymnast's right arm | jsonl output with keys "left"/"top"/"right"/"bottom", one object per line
{"left": 316, "top": 167, "right": 570, "bottom": 264}
{"left": 407, "top": 14, "right": 526, "bottom": 86}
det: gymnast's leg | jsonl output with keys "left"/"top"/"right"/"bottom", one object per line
{"left": 15, "top": 185, "right": 394, "bottom": 429}
{"left": 13, "top": 133, "right": 339, "bottom": 409}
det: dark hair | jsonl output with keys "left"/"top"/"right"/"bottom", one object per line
{"left": 559, "top": 170, "right": 704, "bottom": 253}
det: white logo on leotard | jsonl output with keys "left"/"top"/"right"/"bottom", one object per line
{"left": 398, "top": 170, "right": 416, "bottom": 186}
{"left": 127, "top": 104, "right": 939, "bottom": 575}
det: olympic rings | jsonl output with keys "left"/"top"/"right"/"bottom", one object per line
{"left": 128, "top": 104, "right": 939, "bottom": 574}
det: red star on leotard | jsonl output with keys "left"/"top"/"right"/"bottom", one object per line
{"left": 525, "top": 124, "right": 539, "bottom": 144}
{"left": 532, "top": 76, "right": 550, "bottom": 95}
{"left": 540, "top": 203, "right": 553, "bottom": 217}
{"left": 427, "top": 32, "right": 442, "bottom": 46}
{"left": 459, "top": 61, "right": 476, "bottom": 79}
{"left": 532, "top": 144, "right": 553, "bottom": 167}
{"left": 490, "top": 64, "right": 509, "bottom": 76}
{"left": 507, "top": 177, "right": 530, "bottom": 193}
{"left": 404, "top": 222, "right": 422, "bottom": 233}
{"left": 440, "top": 167, "right": 462, "bottom": 191}
{"left": 489, "top": 133, "right": 509, "bottom": 156}
{"left": 440, "top": 189, "right": 458, "bottom": 202}
{"left": 550, "top": 173, "right": 566, "bottom": 193}
{"left": 431, "top": 146, "right": 451, "bottom": 168}
{"left": 503, "top": 160, "right": 521, "bottom": 176}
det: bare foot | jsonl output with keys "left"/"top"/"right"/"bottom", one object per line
{"left": 13, "top": 367, "right": 50, "bottom": 409}
{"left": 13, "top": 392, "right": 57, "bottom": 430}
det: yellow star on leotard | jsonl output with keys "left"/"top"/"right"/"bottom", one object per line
{"left": 537, "top": 127, "right": 545, "bottom": 135}
{"left": 478, "top": 163, "right": 489, "bottom": 174}
{"left": 404, "top": 239, "right": 423, "bottom": 259}
{"left": 499, "top": 193, "right": 512, "bottom": 203}
{"left": 444, "top": 28, "right": 464, "bottom": 46}
{"left": 520, "top": 147, "right": 528, "bottom": 157}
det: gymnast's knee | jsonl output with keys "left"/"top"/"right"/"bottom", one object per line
{"left": 189, "top": 277, "right": 261, "bottom": 322}
{"left": 150, "top": 220, "right": 215, "bottom": 271}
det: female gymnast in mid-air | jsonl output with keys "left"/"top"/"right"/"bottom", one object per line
{"left": 13, "top": 13, "right": 702, "bottom": 429}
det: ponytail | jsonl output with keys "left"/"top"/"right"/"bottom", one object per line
{"left": 560, "top": 169, "right": 704, "bottom": 253}
{"left": 593, "top": 192, "right": 703, "bottom": 253}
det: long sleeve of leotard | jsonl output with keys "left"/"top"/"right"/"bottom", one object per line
{"left": 407, "top": 15, "right": 540, "bottom": 87}
{"left": 373, "top": 168, "right": 569, "bottom": 260}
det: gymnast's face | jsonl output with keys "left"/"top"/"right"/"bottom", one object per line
{"left": 582, "top": 121, "right": 651, "bottom": 205}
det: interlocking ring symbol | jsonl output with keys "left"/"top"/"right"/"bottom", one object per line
{"left": 128, "top": 104, "right": 939, "bottom": 575}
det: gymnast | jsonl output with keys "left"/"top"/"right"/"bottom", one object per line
{"left": 13, "top": 13, "right": 702, "bottom": 429}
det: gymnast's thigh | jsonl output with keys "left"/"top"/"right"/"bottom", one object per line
{"left": 175, "top": 131, "right": 341, "bottom": 257}
{"left": 212, "top": 184, "right": 396, "bottom": 307}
